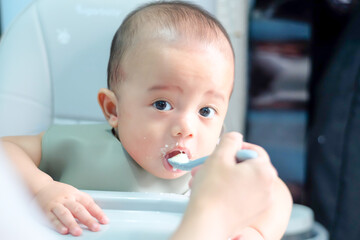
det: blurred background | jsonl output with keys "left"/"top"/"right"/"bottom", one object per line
{"left": 247, "top": 0, "right": 311, "bottom": 203}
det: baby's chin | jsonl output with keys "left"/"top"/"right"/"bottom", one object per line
{"left": 133, "top": 154, "right": 190, "bottom": 179}
{"left": 150, "top": 168, "right": 188, "bottom": 180}
{"left": 160, "top": 173, "right": 187, "bottom": 180}
{"left": 141, "top": 163, "right": 189, "bottom": 180}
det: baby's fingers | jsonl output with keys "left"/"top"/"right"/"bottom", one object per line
{"left": 65, "top": 201, "right": 100, "bottom": 232}
{"left": 78, "top": 193, "right": 109, "bottom": 225}
{"left": 52, "top": 204, "right": 82, "bottom": 236}
{"left": 46, "top": 211, "right": 68, "bottom": 235}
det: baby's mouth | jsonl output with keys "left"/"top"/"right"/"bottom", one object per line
{"left": 166, "top": 150, "right": 186, "bottom": 160}
{"left": 164, "top": 149, "right": 191, "bottom": 171}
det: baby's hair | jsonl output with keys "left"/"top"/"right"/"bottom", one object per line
{"left": 107, "top": 1, "right": 234, "bottom": 90}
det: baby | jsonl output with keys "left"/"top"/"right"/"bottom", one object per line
{"left": 2, "top": 1, "right": 292, "bottom": 239}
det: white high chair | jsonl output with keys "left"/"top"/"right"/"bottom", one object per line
{"left": 0, "top": 0, "right": 150, "bottom": 136}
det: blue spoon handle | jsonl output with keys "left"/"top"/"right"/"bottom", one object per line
{"left": 170, "top": 149, "right": 258, "bottom": 171}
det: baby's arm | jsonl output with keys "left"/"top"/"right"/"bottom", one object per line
{"left": 1, "top": 135, "right": 108, "bottom": 236}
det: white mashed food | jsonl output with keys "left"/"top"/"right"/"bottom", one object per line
{"left": 169, "top": 153, "right": 190, "bottom": 164}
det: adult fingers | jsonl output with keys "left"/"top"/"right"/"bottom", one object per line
{"left": 65, "top": 201, "right": 100, "bottom": 232}
{"left": 51, "top": 204, "right": 82, "bottom": 236}
{"left": 210, "top": 132, "right": 243, "bottom": 166}
{"left": 188, "top": 166, "right": 201, "bottom": 188}
{"left": 241, "top": 142, "right": 270, "bottom": 162}
{"left": 188, "top": 177, "right": 193, "bottom": 188}
{"left": 190, "top": 166, "right": 201, "bottom": 177}
{"left": 241, "top": 142, "right": 278, "bottom": 179}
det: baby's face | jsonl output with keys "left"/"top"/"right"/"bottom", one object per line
{"left": 114, "top": 40, "right": 234, "bottom": 179}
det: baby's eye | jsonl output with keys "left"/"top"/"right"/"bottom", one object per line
{"left": 153, "top": 100, "right": 172, "bottom": 111}
{"left": 199, "top": 107, "right": 215, "bottom": 118}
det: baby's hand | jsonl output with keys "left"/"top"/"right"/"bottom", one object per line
{"left": 34, "top": 181, "right": 108, "bottom": 236}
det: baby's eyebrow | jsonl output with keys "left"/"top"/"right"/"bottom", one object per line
{"left": 148, "top": 85, "right": 226, "bottom": 102}
{"left": 205, "top": 90, "right": 226, "bottom": 102}
{"left": 148, "top": 85, "right": 183, "bottom": 93}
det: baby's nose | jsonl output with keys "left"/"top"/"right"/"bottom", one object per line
{"left": 171, "top": 115, "right": 195, "bottom": 138}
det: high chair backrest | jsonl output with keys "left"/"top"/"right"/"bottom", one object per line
{"left": 0, "top": 0, "right": 149, "bottom": 136}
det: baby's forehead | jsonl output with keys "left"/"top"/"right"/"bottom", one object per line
{"left": 129, "top": 28, "right": 234, "bottom": 63}
{"left": 124, "top": 37, "right": 234, "bottom": 90}
{"left": 108, "top": 2, "right": 235, "bottom": 90}
{"left": 125, "top": 6, "right": 234, "bottom": 60}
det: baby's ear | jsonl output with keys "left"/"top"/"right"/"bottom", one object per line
{"left": 98, "top": 88, "right": 118, "bottom": 128}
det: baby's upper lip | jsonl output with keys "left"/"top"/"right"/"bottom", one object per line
{"left": 165, "top": 147, "right": 192, "bottom": 160}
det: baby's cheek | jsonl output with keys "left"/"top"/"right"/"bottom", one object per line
{"left": 199, "top": 136, "right": 218, "bottom": 156}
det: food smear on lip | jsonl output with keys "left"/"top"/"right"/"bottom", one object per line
{"left": 168, "top": 153, "right": 190, "bottom": 171}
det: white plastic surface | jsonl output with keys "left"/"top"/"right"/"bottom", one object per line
{"left": 57, "top": 191, "right": 189, "bottom": 240}
{"left": 283, "top": 204, "right": 329, "bottom": 240}
{"left": 0, "top": 0, "right": 150, "bottom": 136}
{"left": 285, "top": 204, "right": 314, "bottom": 235}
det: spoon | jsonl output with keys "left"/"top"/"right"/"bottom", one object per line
{"left": 168, "top": 149, "right": 258, "bottom": 171}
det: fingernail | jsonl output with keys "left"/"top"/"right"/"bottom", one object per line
{"left": 59, "top": 227, "right": 68, "bottom": 235}
{"left": 91, "top": 223, "right": 100, "bottom": 231}
{"left": 71, "top": 227, "right": 82, "bottom": 236}
{"left": 101, "top": 216, "right": 109, "bottom": 224}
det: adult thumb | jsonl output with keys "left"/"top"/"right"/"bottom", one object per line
{"left": 208, "top": 132, "right": 243, "bottom": 166}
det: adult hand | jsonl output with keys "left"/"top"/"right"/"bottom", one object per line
{"left": 172, "top": 132, "right": 278, "bottom": 239}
